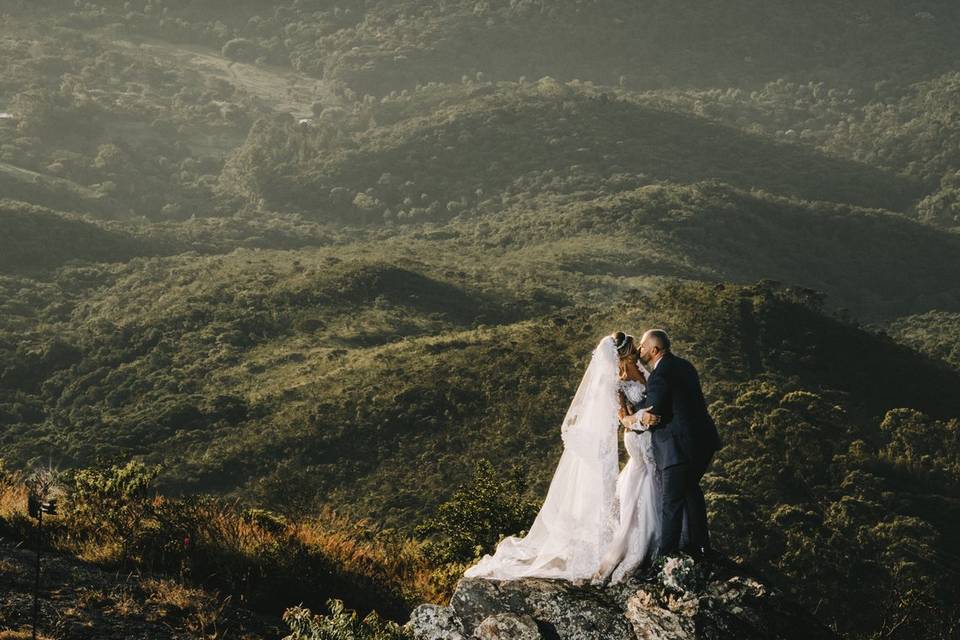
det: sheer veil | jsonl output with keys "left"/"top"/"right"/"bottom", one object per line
{"left": 464, "top": 336, "right": 621, "bottom": 580}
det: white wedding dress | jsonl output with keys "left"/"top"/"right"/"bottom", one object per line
{"left": 464, "top": 337, "right": 661, "bottom": 584}
{"left": 595, "top": 379, "right": 661, "bottom": 584}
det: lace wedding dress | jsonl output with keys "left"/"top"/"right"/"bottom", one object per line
{"left": 464, "top": 337, "right": 621, "bottom": 581}
{"left": 594, "top": 379, "right": 661, "bottom": 584}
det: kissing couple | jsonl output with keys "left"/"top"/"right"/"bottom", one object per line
{"left": 465, "top": 330, "right": 721, "bottom": 585}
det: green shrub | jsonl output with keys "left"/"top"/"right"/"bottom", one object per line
{"left": 282, "top": 599, "right": 411, "bottom": 640}
{"left": 66, "top": 460, "right": 161, "bottom": 562}
{"left": 416, "top": 459, "right": 538, "bottom": 564}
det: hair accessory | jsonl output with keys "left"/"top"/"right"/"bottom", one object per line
{"left": 614, "top": 332, "right": 634, "bottom": 358}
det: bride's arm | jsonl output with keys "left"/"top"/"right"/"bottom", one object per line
{"left": 617, "top": 388, "right": 632, "bottom": 420}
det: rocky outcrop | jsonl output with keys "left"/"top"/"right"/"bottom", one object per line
{"left": 408, "top": 557, "right": 835, "bottom": 640}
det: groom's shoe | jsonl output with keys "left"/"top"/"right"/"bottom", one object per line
{"left": 681, "top": 546, "right": 705, "bottom": 562}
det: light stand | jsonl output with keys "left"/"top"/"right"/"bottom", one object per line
{"left": 27, "top": 471, "right": 58, "bottom": 640}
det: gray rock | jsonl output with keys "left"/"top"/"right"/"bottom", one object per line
{"left": 473, "top": 613, "right": 543, "bottom": 639}
{"left": 410, "top": 558, "right": 836, "bottom": 640}
{"left": 408, "top": 603, "right": 467, "bottom": 640}
{"left": 452, "top": 577, "right": 634, "bottom": 639}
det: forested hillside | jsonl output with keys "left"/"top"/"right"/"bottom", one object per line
{"left": 1, "top": 3, "right": 959, "bottom": 640}
{"left": 14, "top": 0, "right": 960, "bottom": 93}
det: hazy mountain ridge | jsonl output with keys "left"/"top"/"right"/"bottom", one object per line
{"left": 219, "top": 83, "right": 925, "bottom": 220}
{"left": 7, "top": 4, "right": 960, "bottom": 226}
{"left": 20, "top": 0, "right": 960, "bottom": 93}
{"left": 446, "top": 181, "right": 960, "bottom": 318}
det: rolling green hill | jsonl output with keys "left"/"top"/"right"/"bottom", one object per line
{"left": 4, "top": 277, "right": 959, "bottom": 638}
{"left": 0, "top": 200, "right": 162, "bottom": 273}
{"left": 21, "top": 0, "right": 960, "bottom": 93}
{"left": 460, "top": 182, "right": 960, "bottom": 318}
{"left": 220, "top": 83, "right": 924, "bottom": 219}
{"left": 888, "top": 310, "right": 960, "bottom": 369}
{"left": 3, "top": 273, "right": 957, "bottom": 522}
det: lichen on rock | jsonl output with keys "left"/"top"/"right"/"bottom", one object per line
{"left": 474, "top": 612, "right": 543, "bottom": 639}
{"left": 407, "top": 557, "right": 835, "bottom": 640}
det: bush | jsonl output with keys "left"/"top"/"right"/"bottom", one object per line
{"left": 416, "top": 459, "right": 538, "bottom": 564}
{"left": 282, "top": 599, "right": 411, "bottom": 640}
{"left": 66, "top": 460, "right": 161, "bottom": 563}
{"left": 221, "top": 38, "right": 262, "bottom": 63}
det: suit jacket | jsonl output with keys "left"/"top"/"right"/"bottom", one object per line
{"left": 641, "top": 352, "right": 721, "bottom": 469}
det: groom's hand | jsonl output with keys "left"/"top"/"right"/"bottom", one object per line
{"left": 620, "top": 412, "right": 660, "bottom": 430}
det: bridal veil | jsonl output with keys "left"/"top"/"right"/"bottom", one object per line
{"left": 464, "top": 336, "right": 621, "bottom": 580}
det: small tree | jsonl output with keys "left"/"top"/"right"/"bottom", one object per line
{"left": 416, "top": 460, "right": 538, "bottom": 564}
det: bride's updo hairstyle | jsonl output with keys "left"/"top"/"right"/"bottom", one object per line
{"left": 612, "top": 331, "right": 636, "bottom": 360}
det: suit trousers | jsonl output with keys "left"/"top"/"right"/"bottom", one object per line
{"left": 658, "top": 450, "right": 713, "bottom": 558}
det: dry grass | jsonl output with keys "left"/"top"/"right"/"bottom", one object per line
{"left": 0, "top": 630, "right": 52, "bottom": 639}
{"left": 75, "top": 585, "right": 111, "bottom": 610}
{"left": 0, "top": 473, "right": 35, "bottom": 544}
{"left": 177, "top": 500, "right": 450, "bottom": 607}
{"left": 293, "top": 509, "right": 447, "bottom": 604}
{"left": 144, "top": 577, "right": 231, "bottom": 636}
{"left": 1, "top": 464, "right": 448, "bottom": 622}
{"left": 144, "top": 577, "right": 207, "bottom": 611}
{"left": 0, "top": 558, "right": 20, "bottom": 575}
{"left": 103, "top": 583, "right": 145, "bottom": 618}
{"left": 0, "top": 479, "right": 26, "bottom": 519}
{"left": 74, "top": 540, "right": 124, "bottom": 565}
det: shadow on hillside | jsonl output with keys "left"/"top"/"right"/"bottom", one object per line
{"left": 0, "top": 200, "right": 157, "bottom": 273}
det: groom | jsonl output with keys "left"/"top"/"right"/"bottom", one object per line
{"left": 621, "top": 329, "right": 720, "bottom": 561}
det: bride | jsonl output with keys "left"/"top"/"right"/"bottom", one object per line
{"left": 464, "top": 333, "right": 661, "bottom": 584}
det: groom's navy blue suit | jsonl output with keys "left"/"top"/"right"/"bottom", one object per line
{"left": 641, "top": 352, "right": 720, "bottom": 557}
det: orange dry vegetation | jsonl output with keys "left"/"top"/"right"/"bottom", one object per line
{"left": 293, "top": 509, "right": 448, "bottom": 604}
{"left": 0, "top": 469, "right": 449, "bottom": 618}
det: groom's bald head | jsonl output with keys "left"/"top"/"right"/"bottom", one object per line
{"left": 641, "top": 329, "right": 671, "bottom": 352}
{"left": 638, "top": 329, "right": 670, "bottom": 365}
